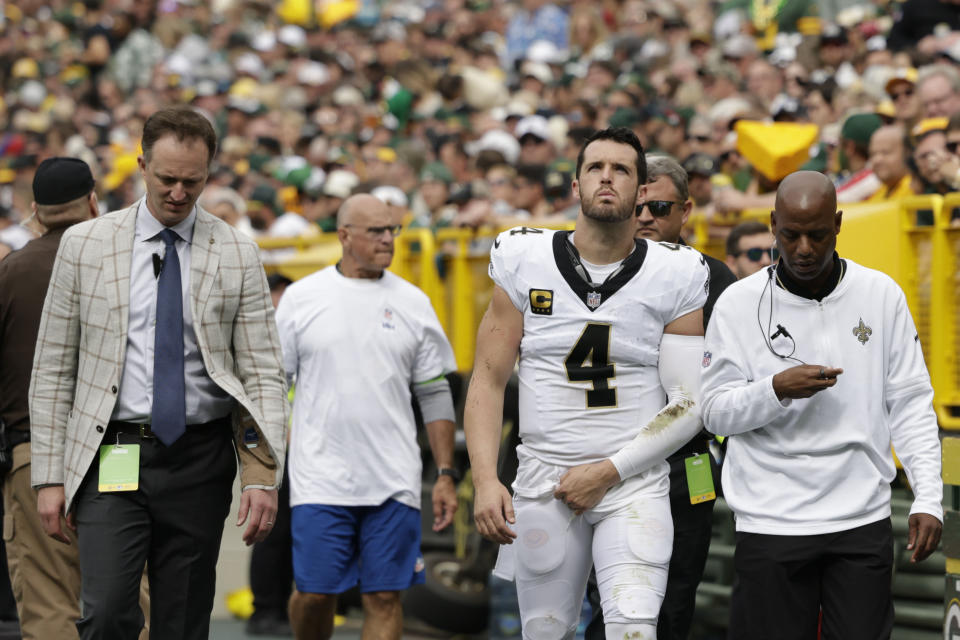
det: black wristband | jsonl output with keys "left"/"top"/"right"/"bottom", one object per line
{"left": 437, "top": 467, "right": 460, "bottom": 482}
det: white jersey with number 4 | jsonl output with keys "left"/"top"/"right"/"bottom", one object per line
{"left": 489, "top": 227, "right": 709, "bottom": 498}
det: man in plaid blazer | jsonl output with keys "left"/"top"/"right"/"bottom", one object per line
{"left": 29, "top": 106, "right": 287, "bottom": 640}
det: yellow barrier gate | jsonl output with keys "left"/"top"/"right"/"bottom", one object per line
{"left": 258, "top": 198, "right": 958, "bottom": 426}
{"left": 936, "top": 195, "right": 960, "bottom": 429}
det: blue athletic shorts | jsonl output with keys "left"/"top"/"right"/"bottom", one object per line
{"left": 291, "top": 499, "right": 425, "bottom": 594}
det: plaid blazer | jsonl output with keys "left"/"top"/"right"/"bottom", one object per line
{"left": 29, "top": 202, "right": 287, "bottom": 511}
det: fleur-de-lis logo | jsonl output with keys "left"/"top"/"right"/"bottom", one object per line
{"left": 853, "top": 318, "right": 872, "bottom": 345}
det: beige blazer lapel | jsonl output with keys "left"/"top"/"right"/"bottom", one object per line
{"left": 190, "top": 208, "right": 221, "bottom": 320}
{"left": 102, "top": 203, "right": 138, "bottom": 341}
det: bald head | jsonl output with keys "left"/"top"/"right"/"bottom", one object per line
{"left": 771, "top": 170, "right": 842, "bottom": 289}
{"left": 869, "top": 125, "right": 908, "bottom": 187}
{"left": 336, "top": 193, "right": 396, "bottom": 278}
{"left": 336, "top": 193, "right": 387, "bottom": 228}
{"left": 774, "top": 171, "right": 836, "bottom": 218}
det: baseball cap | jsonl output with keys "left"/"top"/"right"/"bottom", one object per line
{"left": 371, "top": 185, "right": 408, "bottom": 208}
{"left": 911, "top": 117, "right": 949, "bottom": 140}
{"left": 251, "top": 31, "right": 276, "bottom": 52}
{"left": 515, "top": 115, "right": 551, "bottom": 143}
{"left": 322, "top": 170, "right": 359, "bottom": 199}
{"left": 33, "top": 157, "right": 95, "bottom": 205}
{"left": 840, "top": 113, "right": 883, "bottom": 146}
{"left": 249, "top": 184, "right": 280, "bottom": 213}
{"left": 526, "top": 40, "right": 566, "bottom": 64}
{"left": 278, "top": 25, "right": 306, "bottom": 49}
{"left": 465, "top": 130, "right": 520, "bottom": 165}
{"left": 420, "top": 162, "right": 454, "bottom": 185}
{"left": 682, "top": 153, "right": 718, "bottom": 177}
{"left": 722, "top": 34, "right": 757, "bottom": 59}
{"left": 875, "top": 100, "right": 897, "bottom": 121}
{"left": 770, "top": 95, "right": 802, "bottom": 120}
{"left": 521, "top": 61, "right": 553, "bottom": 86}
{"left": 544, "top": 169, "right": 570, "bottom": 200}
{"left": 885, "top": 68, "right": 918, "bottom": 96}
{"left": 820, "top": 23, "right": 848, "bottom": 45}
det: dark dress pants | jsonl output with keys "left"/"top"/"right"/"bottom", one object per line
{"left": 249, "top": 456, "right": 292, "bottom": 619}
{"left": 74, "top": 422, "right": 236, "bottom": 640}
{"left": 0, "top": 490, "right": 18, "bottom": 622}
{"left": 728, "top": 518, "right": 894, "bottom": 640}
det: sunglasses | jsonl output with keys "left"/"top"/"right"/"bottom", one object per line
{"left": 639, "top": 200, "right": 681, "bottom": 217}
{"left": 735, "top": 247, "right": 780, "bottom": 262}
{"left": 890, "top": 88, "right": 914, "bottom": 100}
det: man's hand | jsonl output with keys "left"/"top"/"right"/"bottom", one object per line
{"left": 432, "top": 476, "right": 458, "bottom": 532}
{"left": 473, "top": 480, "right": 516, "bottom": 544}
{"left": 237, "top": 488, "right": 279, "bottom": 546}
{"left": 37, "top": 485, "right": 74, "bottom": 544}
{"left": 772, "top": 365, "right": 843, "bottom": 400}
{"left": 907, "top": 513, "right": 941, "bottom": 562}
{"left": 553, "top": 460, "right": 621, "bottom": 515}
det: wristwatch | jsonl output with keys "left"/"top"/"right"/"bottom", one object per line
{"left": 437, "top": 467, "right": 461, "bottom": 482}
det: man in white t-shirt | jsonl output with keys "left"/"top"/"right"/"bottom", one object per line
{"left": 464, "top": 128, "right": 710, "bottom": 639}
{"left": 275, "top": 194, "right": 458, "bottom": 640}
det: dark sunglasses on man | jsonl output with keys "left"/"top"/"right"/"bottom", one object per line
{"left": 638, "top": 200, "right": 682, "bottom": 218}
{"left": 733, "top": 247, "right": 780, "bottom": 262}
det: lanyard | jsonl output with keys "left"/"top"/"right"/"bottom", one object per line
{"left": 564, "top": 235, "right": 629, "bottom": 287}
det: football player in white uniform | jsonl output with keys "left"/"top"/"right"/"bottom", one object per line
{"left": 464, "top": 128, "right": 711, "bottom": 639}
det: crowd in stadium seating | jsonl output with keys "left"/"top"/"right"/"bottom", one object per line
{"left": 1, "top": 1, "right": 959, "bottom": 637}
{"left": 1, "top": 0, "right": 960, "bottom": 261}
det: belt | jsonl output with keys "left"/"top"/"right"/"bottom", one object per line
{"left": 108, "top": 416, "right": 231, "bottom": 440}
{"left": 108, "top": 422, "right": 158, "bottom": 438}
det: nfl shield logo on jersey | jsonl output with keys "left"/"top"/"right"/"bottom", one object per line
{"left": 702, "top": 351, "right": 712, "bottom": 367}
{"left": 587, "top": 291, "right": 601, "bottom": 309}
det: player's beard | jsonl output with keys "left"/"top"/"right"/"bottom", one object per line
{"left": 579, "top": 186, "right": 637, "bottom": 223}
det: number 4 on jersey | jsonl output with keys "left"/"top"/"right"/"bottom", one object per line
{"left": 565, "top": 323, "right": 617, "bottom": 408}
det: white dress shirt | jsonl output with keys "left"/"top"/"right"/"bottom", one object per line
{"left": 112, "top": 200, "right": 234, "bottom": 424}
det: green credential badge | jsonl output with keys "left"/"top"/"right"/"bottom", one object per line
{"left": 685, "top": 453, "right": 716, "bottom": 504}
{"left": 98, "top": 444, "right": 140, "bottom": 492}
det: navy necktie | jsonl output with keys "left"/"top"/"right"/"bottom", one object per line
{"left": 152, "top": 228, "right": 186, "bottom": 446}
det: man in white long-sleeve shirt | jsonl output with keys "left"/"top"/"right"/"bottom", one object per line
{"left": 701, "top": 171, "right": 942, "bottom": 640}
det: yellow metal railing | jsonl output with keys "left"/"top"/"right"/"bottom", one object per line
{"left": 936, "top": 195, "right": 960, "bottom": 429}
{"left": 433, "top": 223, "right": 574, "bottom": 371}
{"left": 689, "top": 209, "right": 769, "bottom": 261}
{"left": 901, "top": 196, "right": 939, "bottom": 386}
{"left": 258, "top": 198, "right": 960, "bottom": 430}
